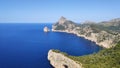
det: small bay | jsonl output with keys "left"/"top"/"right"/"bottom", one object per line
{"left": 0, "top": 23, "right": 102, "bottom": 68}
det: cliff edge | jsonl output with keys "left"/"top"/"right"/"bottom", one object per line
{"left": 48, "top": 50, "right": 83, "bottom": 68}
{"left": 48, "top": 17, "right": 120, "bottom": 68}
{"left": 52, "top": 17, "right": 120, "bottom": 48}
{"left": 48, "top": 42, "right": 120, "bottom": 68}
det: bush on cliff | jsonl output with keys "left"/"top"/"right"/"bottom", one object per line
{"left": 69, "top": 41, "right": 120, "bottom": 68}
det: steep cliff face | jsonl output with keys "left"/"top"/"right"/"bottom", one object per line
{"left": 52, "top": 17, "right": 120, "bottom": 48}
{"left": 58, "top": 16, "right": 67, "bottom": 24}
{"left": 49, "top": 17, "right": 120, "bottom": 68}
{"left": 48, "top": 50, "right": 83, "bottom": 68}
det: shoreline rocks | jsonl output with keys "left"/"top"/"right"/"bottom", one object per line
{"left": 48, "top": 17, "right": 120, "bottom": 68}
{"left": 52, "top": 29, "right": 112, "bottom": 48}
{"left": 44, "top": 26, "right": 50, "bottom": 32}
{"left": 52, "top": 17, "right": 120, "bottom": 48}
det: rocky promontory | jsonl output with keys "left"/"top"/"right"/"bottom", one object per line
{"left": 52, "top": 17, "right": 120, "bottom": 48}
{"left": 48, "top": 50, "right": 83, "bottom": 68}
{"left": 48, "top": 17, "right": 120, "bottom": 68}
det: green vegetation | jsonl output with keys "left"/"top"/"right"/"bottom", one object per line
{"left": 52, "top": 49, "right": 61, "bottom": 53}
{"left": 68, "top": 41, "right": 120, "bottom": 68}
{"left": 53, "top": 42, "right": 120, "bottom": 68}
{"left": 89, "top": 24, "right": 120, "bottom": 34}
{"left": 52, "top": 49, "right": 69, "bottom": 56}
{"left": 54, "top": 25, "right": 65, "bottom": 30}
{"left": 52, "top": 18, "right": 120, "bottom": 68}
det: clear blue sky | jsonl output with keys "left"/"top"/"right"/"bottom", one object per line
{"left": 0, "top": 0, "right": 120, "bottom": 23}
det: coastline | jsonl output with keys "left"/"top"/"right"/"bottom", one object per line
{"left": 52, "top": 29, "right": 109, "bottom": 48}
{"left": 48, "top": 17, "right": 120, "bottom": 68}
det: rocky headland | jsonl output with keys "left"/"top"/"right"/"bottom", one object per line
{"left": 52, "top": 17, "right": 120, "bottom": 48}
{"left": 48, "top": 17, "right": 120, "bottom": 68}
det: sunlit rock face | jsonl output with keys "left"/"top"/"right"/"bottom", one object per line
{"left": 49, "top": 17, "right": 120, "bottom": 68}
{"left": 48, "top": 50, "right": 82, "bottom": 68}
{"left": 44, "top": 26, "right": 50, "bottom": 32}
{"left": 52, "top": 16, "right": 76, "bottom": 31}
{"left": 52, "top": 17, "right": 120, "bottom": 48}
{"left": 58, "top": 16, "right": 67, "bottom": 24}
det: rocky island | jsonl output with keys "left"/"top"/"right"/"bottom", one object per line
{"left": 43, "top": 26, "right": 50, "bottom": 32}
{"left": 48, "top": 17, "right": 120, "bottom": 68}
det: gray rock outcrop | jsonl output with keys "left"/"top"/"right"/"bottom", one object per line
{"left": 48, "top": 50, "right": 83, "bottom": 68}
{"left": 48, "top": 17, "right": 120, "bottom": 68}
{"left": 52, "top": 17, "right": 120, "bottom": 48}
{"left": 58, "top": 16, "right": 67, "bottom": 24}
{"left": 44, "top": 26, "right": 50, "bottom": 32}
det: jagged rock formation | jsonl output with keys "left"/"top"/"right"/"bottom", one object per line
{"left": 52, "top": 17, "right": 120, "bottom": 48}
{"left": 58, "top": 16, "right": 67, "bottom": 24}
{"left": 44, "top": 26, "right": 50, "bottom": 32}
{"left": 48, "top": 50, "right": 83, "bottom": 68}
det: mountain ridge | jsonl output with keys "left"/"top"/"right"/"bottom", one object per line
{"left": 52, "top": 17, "right": 120, "bottom": 48}
{"left": 48, "top": 17, "right": 120, "bottom": 68}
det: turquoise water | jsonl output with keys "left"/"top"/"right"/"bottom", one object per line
{"left": 0, "top": 23, "right": 101, "bottom": 68}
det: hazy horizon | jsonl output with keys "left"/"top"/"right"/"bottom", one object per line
{"left": 0, "top": 0, "right": 120, "bottom": 23}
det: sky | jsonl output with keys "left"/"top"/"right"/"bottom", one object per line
{"left": 0, "top": 0, "right": 120, "bottom": 23}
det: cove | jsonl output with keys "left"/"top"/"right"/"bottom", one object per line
{"left": 0, "top": 23, "right": 102, "bottom": 68}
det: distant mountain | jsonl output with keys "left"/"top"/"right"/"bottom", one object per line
{"left": 101, "top": 18, "right": 120, "bottom": 26}
{"left": 58, "top": 16, "right": 67, "bottom": 24}
{"left": 53, "top": 16, "right": 76, "bottom": 30}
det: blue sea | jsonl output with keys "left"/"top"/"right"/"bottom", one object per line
{"left": 0, "top": 23, "right": 101, "bottom": 68}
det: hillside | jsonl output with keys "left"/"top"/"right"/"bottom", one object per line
{"left": 68, "top": 41, "right": 120, "bottom": 68}
{"left": 48, "top": 17, "right": 120, "bottom": 68}
{"left": 52, "top": 17, "right": 120, "bottom": 48}
{"left": 49, "top": 41, "right": 120, "bottom": 68}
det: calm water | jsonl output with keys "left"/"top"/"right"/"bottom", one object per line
{"left": 0, "top": 23, "right": 101, "bottom": 68}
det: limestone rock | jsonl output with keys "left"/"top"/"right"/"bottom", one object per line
{"left": 58, "top": 16, "right": 67, "bottom": 24}
{"left": 44, "top": 26, "right": 50, "bottom": 32}
{"left": 52, "top": 17, "right": 120, "bottom": 48}
{"left": 48, "top": 50, "right": 82, "bottom": 68}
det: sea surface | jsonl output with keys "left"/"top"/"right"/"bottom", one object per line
{"left": 0, "top": 23, "right": 102, "bottom": 68}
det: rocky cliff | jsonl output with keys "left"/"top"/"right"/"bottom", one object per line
{"left": 52, "top": 17, "right": 120, "bottom": 48}
{"left": 48, "top": 40, "right": 120, "bottom": 68}
{"left": 48, "top": 17, "right": 120, "bottom": 68}
{"left": 48, "top": 50, "right": 83, "bottom": 68}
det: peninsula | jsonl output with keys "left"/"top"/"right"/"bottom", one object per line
{"left": 48, "top": 17, "right": 120, "bottom": 68}
{"left": 52, "top": 17, "right": 120, "bottom": 48}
